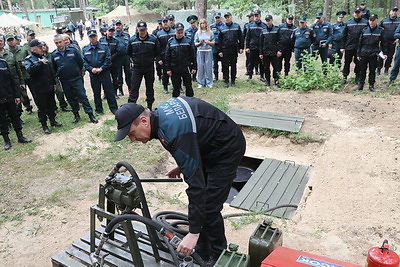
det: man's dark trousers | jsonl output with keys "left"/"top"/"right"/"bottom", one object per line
{"left": 60, "top": 77, "right": 93, "bottom": 114}
{"left": 129, "top": 66, "right": 155, "bottom": 108}
{"left": 343, "top": 49, "right": 361, "bottom": 81}
{"left": 221, "top": 53, "right": 238, "bottom": 82}
{"left": 89, "top": 70, "right": 118, "bottom": 114}
{"left": 117, "top": 54, "right": 131, "bottom": 92}
{"left": 171, "top": 68, "right": 194, "bottom": 97}
{"left": 359, "top": 55, "right": 378, "bottom": 86}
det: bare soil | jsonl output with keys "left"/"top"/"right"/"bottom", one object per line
{"left": 1, "top": 30, "right": 400, "bottom": 266}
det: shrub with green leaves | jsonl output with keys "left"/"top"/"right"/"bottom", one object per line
{"left": 279, "top": 53, "right": 343, "bottom": 92}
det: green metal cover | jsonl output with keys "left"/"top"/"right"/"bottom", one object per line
{"left": 226, "top": 109, "right": 305, "bottom": 133}
{"left": 230, "top": 158, "right": 310, "bottom": 219}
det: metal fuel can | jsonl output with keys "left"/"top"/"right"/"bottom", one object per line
{"left": 366, "top": 240, "right": 400, "bottom": 267}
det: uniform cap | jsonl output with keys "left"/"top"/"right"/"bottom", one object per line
{"left": 336, "top": 11, "right": 347, "bottom": 17}
{"left": 316, "top": 12, "right": 323, "bottom": 18}
{"left": 187, "top": 15, "right": 199, "bottom": 23}
{"left": 107, "top": 25, "right": 115, "bottom": 31}
{"left": 157, "top": 19, "right": 162, "bottom": 24}
{"left": 5, "top": 34, "right": 15, "bottom": 40}
{"left": 299, "top": 16, "right": 307, "bottom": 22}
{"left": 87, "top": 29, "right": 97, "bottom": 36}
{"left": 137, "top": 20, "right": 147, "bottom": 30}
{"left": 175, "top": 22, "right": 184, "bottom": 30}
{"left": 27, "top": 30, "right": 35, "bottom": 36}
{"left": 265, "top": 15, "right": 273, "bottom": 20}
{"left": 167, "top": 14, "right": 175, "bottom": 20}
{"left": 15, "top": 35, "right": 21, "bottom": 41}
{"left": 29, "top": 39, "right": 43, "bottom": 47}
{"left": 162, "top": 16, "right": 169, "bottom": 22}
{"left": 360, "top": 2, "right": 366, "bottom": 5}
{"left": 369, "top": 14, "right": 378, "bottom": 20}
{"left": 253, "top": 10, "right": 261, "bottom": 15}
{"left": 114, "top": 19, "right": 122, "bottom": 25}
{"left": 287, "top": 14, "right": 294, "bottom": 19}
{"left": 354, "top": 7, "right": 362, "bottom": 12}
{"left": 114, "top": 103, "right": 145, "bottom": 141}
{"left": 246, "top": 13, "right": 254, "bottom": 17}
{"left": 214, "top": 12, "right": 222, "bottom": 18}
{"left": 391, "top": 7, "right": 398, "bottom": 11}
{"left": 224, "top": 12, "right": 232, "bottom": 17}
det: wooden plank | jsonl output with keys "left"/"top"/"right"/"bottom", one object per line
{"left": 226, "top": 109, "right": 305, "bottom": 133}
{"left": 269, "top": 165, "right": 309, "bottom": 218}
{"left": 51, "top": 251, "right": 88, "bottom": 267}
{"left": 64, "top": 246, "right": 101, "bottom": 266}
{"left": 230, "top": 158, "right": 276, "bottom": 208}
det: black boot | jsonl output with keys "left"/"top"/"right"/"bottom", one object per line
{"left": 223, "top": 80, "right": 229, "bottom": 88}
{"left": 42, "top": 122, "right": 51, "bottom": 134}
{"left": 72, "top": 112, "right": 80, "bottom": 123}
{"left": 88, "top": 113, "right": 98, "bottom": 123}
{"left": 231, "top": 80, "right": 236, "bottom": 87}
{"left": 376, "top": 68, "right": 381, "bottom": 76}
{"left": 356, "top": 82, "right": 364, "bottom": 91}
{"left": 274, "top": 80, "right": 280, "bottom": 88}
{"left": 2, "top": 134, "right": 11, "bottom": 150}
{"left": 50, "top": 119, "right": 63, "bottom": 127}
{"left": 247, "top": 74, "right": 252, "bottom": 80}
{"left": 16, "top": 130, "right": 32, "bottom": 143}
{"left": 163, "top": 85, "right": 168, "bottom": 94}
{"left": 264, "top": 80, "right": 271, "bottom": 86}
{"left": 369, "top": 84, "right": 376, "bottom": 92}
{"left": 26, "top": 106, "right": 33, "bottom": 115}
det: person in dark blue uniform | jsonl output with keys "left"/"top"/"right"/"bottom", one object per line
{"left": 210, "top": 12, "right": 224, "bottom": 81}
{"left": 25, "top": 39, "right": 62, "bottom": 134}
{"left": 377, "top": 7, "right": 400, "bottom": 75}
{"left": 389, "top": 24, "right": 400, "bottom": 84}
{"left": 360, "top": 3, "right": 371, "bottom": 20}
{"left": 67, "top": 21, "right": 76, "bottom": 40}
{"left": 357, "top": 14, "right": 386, "bottom": 91}
{"left": 278, "top": 15, "right": 295, "bottom": 77}
{"left": 259, "top": 15, "right": 280, "bottom": 86}
{"left": 292, "top": 16, "right": 315, "bottom": 70}
{"left": 114, "top": 97, "right": 246, "bottom": 266}
{"left": 341, "top": 7, "right": 368, "bottom": 84}
{"left": 99, "top": 21, "right": 108, "bottom": 37}
{"left": 0, "top": 58, "right": 31, "bottom": 150}
{"left": 168, "top": 14, "right": 176, "bottom": 29}
{"left": 127, "top": 20, "right": 161, "bottom": 110}
{"left": 329, "top": 11, "right": 347, "bottom": 67}
{"left": 243, "top": 12, "right": 254, "bottom": 76}
{"left": 157, "top": 16, "right": 176, "bottom": 94}
{"left": 99, "top": 25, "right": 121, "bottom": 98}
{"left": 82, "top": 29, "right": 118, "bottom": 115}
{"left": 245, "top": 10, "right": 266, "bottom": 81}
{"left": 310, "top": 12, "right": 332, "bottom": 66}
{"left": 218, "top": 12, "right": 244, "bottom": 87}
{"left": 52, "top": 34, "right": 98, "bottom": 124}
{"left": 152, "top": 19, "right": 163, "bottom": 82}
{"left": 185, "top": 15, "right": 199, "bottom": 82}
{"left": 114, "top": 19, "right": 131, "bottom": 96}
{"left": 165, "top": 23, "right": 197, "bottom": 97}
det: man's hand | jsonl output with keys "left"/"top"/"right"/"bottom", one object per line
{"left": 158, "top": 60, "right": 163, "bottom": 65}
{"left": 329, "top": 44, "right": 333, "bottom": 49}
{"left": 40, "top": 58, "right": 48, "bottom": 64}
{"left": 245, "top": 48, "right": 250, "bottom": 53}
{"left": 357, "top": 56, "right": 362, "bottom": 61}
{"left": 167, "top": 70, "right": 172, "bottom": 76}
{"left": 177, "top": 233, "right": 199, "bottom": 255}
{"left": 14, "top": 98, "right": 21, "bottom": 105}
{"left": 191, "top": 69, "right": 196, "bottom": 74}
{"left": 277, "top": 51, "right": 282, "bottom": 57}
{"left": 218, "top": 52, "right": 223, "bottom": 57}
{"left": 340, "top": 49, "right": 345, "bottom": 53}
{"left": 166, "top": 166, "right": 181, "bottom": 178}
{"left": 321, "top": 43, "right": 327, "bottom": 48}
{"left": 259, "top": 55, "right": 263, "bottom": 60}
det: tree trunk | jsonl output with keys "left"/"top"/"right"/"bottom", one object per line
{"left": 18, "top": 0, "right": 30, "bottom": 21}
{"left": 73, "top": 0, "right": 77, "bottom": 8}
{"left": 80, "top": 0, "right": 87, "bottom": 19}
{"left": 30, "top": 0, "right": 37, "bottom": 23}
{"left": 345, "top": 0, "right": 350, "bottom": 16}
{"left": 294, "top": 0, "right": 307, "bottom": 19}
{"left": 323, "top": 0, "right": 333, "bottom": 22}
{"left": 124, "top": 2, "right": 131, "bottom": 23}
{"left": 7, "top": 0, "right": 13, "bottom": 14}
{"left": 49, "top": 0, "right": 52, "bottom": 9}
{"left": 0, "top": 1, "right": 4, "bottom": 11}
{"left": 195, "top": 0, "right": 207, "bottom": 19}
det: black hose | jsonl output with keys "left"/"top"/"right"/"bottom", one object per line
{"left": 153, "top": 211, "right": 189, "bottom": 236}
{"left": 104, "top": 214, "right": 162, "bottom": 236}
{"left": 222, "top": 204, "right": 298, "bottom": 219}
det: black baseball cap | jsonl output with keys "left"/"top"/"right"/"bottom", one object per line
{"left": 167, "top": 14, "right": 175, "bottom": 20}
{"left": 108, "top": 25, "right": 115, "bottom": 31}
{"left": 224, "top": 12, "right": 232, "bottom": 17}
{"left": 265, "top": 15, "right": 273, "bottom": 20}
{"left": 114, "top": 103, "right": 145, "bottom": 141}
{"left": 391, "top": 7, "right": 398, "bottom": 11}
{"left": 287, "top": 14, "right": 294, "bottom": 19}
{"left": 162, "top": 16, "right": 168, "bottom": 22}
{"left": 214, "top": 12, "right": 222, "bottom": 18}
{"left": 354, "top": 7, "right": 362, "bottom": 12}
{"left": 114, "top": 19, "right": 122, "bottom": 25}
{"left": 369, "top": 14, "right": 378, "bottom": 20}
{"left": 29, "top": 39, "right": 43, "bottom": 47}
{"left": 253, "top": 10, "right": 261, "bottom": 15}
{"left": 175, "top": 22, "right": 184, "bottom": 30}
{"left": 246, "top": 13, "right": 254, "bottom": 17}
{"left": 137, "top": 20, "right": 147, "bottom": 30}
{"left": 316, "top": 12, "right": 323, "bottom": 18}
{"left": 87, "top": 29, "right": 97, "bottom": 36}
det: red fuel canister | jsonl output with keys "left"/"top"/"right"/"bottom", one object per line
{"left": 366, "top": 240, "right": 400, "bottom": 267}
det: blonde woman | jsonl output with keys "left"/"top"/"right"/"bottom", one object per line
{"left": 194, "top": 19, "right": 215, "bottom": 88}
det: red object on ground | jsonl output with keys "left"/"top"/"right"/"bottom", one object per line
{"left": 261, "top": 246, "right": 362, "bottom": 267}
{"left": 366, "top": 240, "right": 400, "bottom": 267}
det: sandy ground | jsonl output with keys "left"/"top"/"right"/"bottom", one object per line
{"left": 1, "top": 30, "right": 400, "bottom": 266}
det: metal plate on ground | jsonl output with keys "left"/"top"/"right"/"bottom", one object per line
{"left": 226, "top": 109, "right": 305, "bottom": 133}
{"left": 230, "top": 158, "right": 311, "bottom": 219}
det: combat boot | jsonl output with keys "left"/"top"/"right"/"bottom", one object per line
{"left": 50, "top": 119, "right": 63, "bottom": 127}
{"left": 26, "top": 106, "right": 33, "bottom": 115}
{"left": 369, "top": 84, "right": 376, "bottom": 92}
{"left": 72, "top": 112, "right": 80, "bottom": 123}
{"left": 2, "top": 134, "right": 11, "bottom": 150}
{"left": 356, "top": 82, "right": 364, "bottom": 91}
{"left": 264, "top": 80, "right": 271, "bottom": 86}
{"left": 247, "top": 74, "right": 252, "bottom": 80}
{"left": 42, "top": 122, "right": 51, "bottom": 134}
{"left": 163, "top": 85, "right": 168, "bottom": 94}
{"left": 274, "top": 80, "right": 280, "bottom": 88}
{"left": 223, "top": 80, "right": 229, "bottom": 88}
{"left": 16, "top": 130, "right": 32, "bottom": 143}
{"left": 231, "top": 80, "right": 236, "bottom": 87}
{"left": 88, "top": 113, "right": 98, "bottom": 123}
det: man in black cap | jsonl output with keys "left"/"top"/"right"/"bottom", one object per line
{"left": 243, "top": 13, "right": 254, "bottom": 75}
{"left": 245, "top": 10, "right": 266, "bottom": 81}
{"left": 99, "top": 25, "right": 121, "bottom": 98}
{"left": 357, "top": 14, "right": 386, "bottom": 91}
{"left": 127, "top": 20, "right": 161, "bottom": 110}
{"left": 185, "top": 15, "right": 199, "bottom": 82}
{"left": 114, "top": 97, "right": 246, "bottom": 266}
{"left": 153, "top": 19, "right": 164, "bottom": 82}
{"left": 377, "top": 7, "right": 400, "bottom": 75}
{"left": 114, "top": 19, "right": 131, "bottom": 96}
{"left": 278, "top": 15, "right": 296, "bottom": 76}
{"left": 341, "top": 7, "right": 368, "bottom": 84}
{"left": 168, "top": 14, "right": 176, "bottom": 29}
{"left": 218, "top": 12, "right": 244, "bottom": 87}
{"left": 99, "top": 21, "right": 108, "bottom": 37}
{"left": 329, "top": 11, "right": 347, "bottom": 67}
{"left": 360, "top": 2, "right": 370, "bottom": 20}
{"left": 24, "top": 39, "right": 62, "bottom": 134}
{"left": 165, "top": 23, "right": 197, "bottom": 97}
{"left": 210, "top": 12, "right": 224, "bottom": 81}
{"left": 310, "top": 12, "right": 332, "bottom": 66}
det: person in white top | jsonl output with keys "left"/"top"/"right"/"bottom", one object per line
{"left": 194, "top": 19, "right": 215, "bottom": 88}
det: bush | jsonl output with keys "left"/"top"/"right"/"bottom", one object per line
{"left": 279, "top": 52, "right": 343, "bottom": 92}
